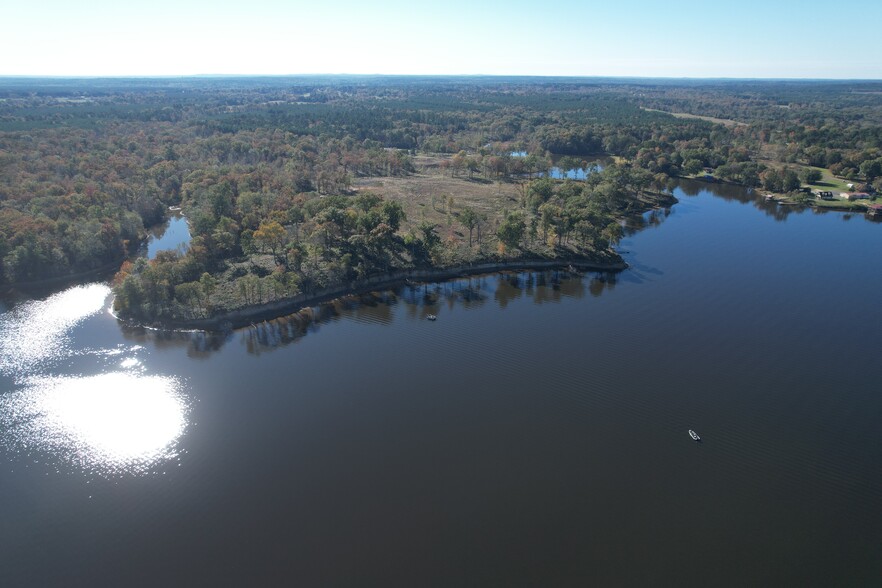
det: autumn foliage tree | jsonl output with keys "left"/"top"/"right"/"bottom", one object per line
{"left": 253, "top": 221, "right": 288, "bottom": 264}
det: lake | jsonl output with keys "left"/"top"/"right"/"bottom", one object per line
{"left": 1, "top": 180, "right": 881, "bottom": 586}
{"left": 512, "top": 151, "right": 607, "bottom": 179}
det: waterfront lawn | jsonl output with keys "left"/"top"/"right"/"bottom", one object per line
{"left": 813, "top": 199, "right": 864, "bottom": 209}
{"left": 804, "top": 166, "right": 852, "bottom": 192}
{"left": 813, "top": 195, "right": 882, "bottom": 210}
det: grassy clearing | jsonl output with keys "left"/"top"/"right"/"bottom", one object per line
{"left": 757, "top": 159, "right": 854, "bottom": 193}
{"left": 813, "top": 199, "right": 865, "bottom": 210}
{"left": 812, "top": 196, "right": 882, "bottom": 210}
{"left": 640, "top": 107, "right": 745, "bottom": 127}
{"left": 804, "top": 166, "right": 852, "bottom": 192}
{"left": 352, "top": 171, "right": 523, "bottom": 236}
{"left": 352, "top": 169, "right": 538, "bottom": 265}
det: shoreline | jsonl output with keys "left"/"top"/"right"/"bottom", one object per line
{"left": 684, "top": 173, "right": 879, "bottom": 212}
{"left": 2, "top": 211, "right": 179, "bottom": 296}
{"left": 121, "top": 190, "right": 679, "bottom": 332}
{"left": 1, "top": 257, "right": 125, "bottom": 296}
{"left": 154, "top": 257, "right": 628, "bottom": 332}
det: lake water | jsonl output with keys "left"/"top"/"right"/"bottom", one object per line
{"left": 511, "top": 151, "right": 602, "bottom": 179}
{"left": 547, "top": 165, "right": 593, "bottom": 180}
{"left": 144, "top": 212, "right": 191, "bottom": 259}
{"left": 1, "top": 181, "right": 881, "bottom": 586}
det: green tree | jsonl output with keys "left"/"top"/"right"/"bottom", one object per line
{"left": 497, "top": 212, "right": 526, "bottom": 251}
{"left": 199, "top": 272, "right": 217, "bottom": 302}
{"left": 527, "top": 178, "right": 555, "bottom": 210}
{"left": 859, "top": 158, "right": 882, "bottom": 180}
{"left": 801, "top": 168, "right": 823, "bottom": 184}
{"left": 381, "top": 201, "right": 406, "bottom": 232}
{"left": 601, "top": 222, "right": 624, "bottom": 247}
{"left": 538, "top": 202, "right": 559, "bottom": 243}
{"left": 466, "top": 156, "right": 481, "bottom": 179}
{"left": 418, "top": 221, "right": 440, "bottom": 253}
{"left": 683, "top": 159, "right": 704, "bottom": 176}
{"left": 406, "top": 222, "right": 440, "bottom": 267}
{"left": 175, "top": 281, "right": 206, "bottom": 317}
{"left": 459, "top": 207, "right": 479, "bottom": 247}
{"left": 781, "top": 169, "right": 800, "bottom": 192}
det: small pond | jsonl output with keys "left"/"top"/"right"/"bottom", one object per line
{"left": 144, "top": 212, "right": 191, "bottom": 260}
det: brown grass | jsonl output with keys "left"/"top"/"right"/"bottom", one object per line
{"left": 352, "top": 170, "right": 524, "bottom": 235}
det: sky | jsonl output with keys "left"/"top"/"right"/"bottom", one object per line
{"left": 3, "top": 0, "right": 881, "bottom": 79}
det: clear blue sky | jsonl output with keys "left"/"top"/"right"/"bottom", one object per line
{"left": 4, "top": 0, "right": 881, "bottom": 78}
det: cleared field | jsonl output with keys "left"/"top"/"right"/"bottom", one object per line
{"left": 353, "top": 171, "right": 523, "bottom": 235}
{"left": 641, "top": 107, "right": 746, "bottom": 127}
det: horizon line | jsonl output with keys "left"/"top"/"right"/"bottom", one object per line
{"left": 1, "top": 73, "right": 881, "bottom": 82}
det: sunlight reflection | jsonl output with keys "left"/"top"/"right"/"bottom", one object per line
{"left": 119, "top": 357, "right": 142, "bottom": 369}
{"left": 0, "top": 372, "right": 187, "bottom": 476}
{"left": 0, "top": 283, "right": 110, "bottom": 377}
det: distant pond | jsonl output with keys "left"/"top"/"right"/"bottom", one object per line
{"left": 511, "top": 151, "right": 608, "bottom": 179}
{"left": 143, "top": 212, "right": 191, "bottom": 260}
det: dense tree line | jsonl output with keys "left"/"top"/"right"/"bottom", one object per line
{"left": 111, "top": 161, "right": 647, "bottom": 322}
{"left": 2, "top": 76, "right": 879, "bottom": 304}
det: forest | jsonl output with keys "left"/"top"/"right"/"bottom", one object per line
{"left": 1, "top": 76, "right": 880, "bottom": 322}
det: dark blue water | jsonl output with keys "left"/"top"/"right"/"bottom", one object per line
{"left": 1, "top": 181, "right": 880, "bottom": 586}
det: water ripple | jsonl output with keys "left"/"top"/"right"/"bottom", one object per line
{"left": 0, "top": 284, "right": 189, "bottom": 477}
{"left": 0, "top": 283, "right": 110, "bottom": 379}
{"left": 0, "top": 372, "right": 188, "bottom": 477}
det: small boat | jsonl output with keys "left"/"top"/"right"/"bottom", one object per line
{"left": 688, "top": 430, "right": 701, "bottom": 442}
{"left": 426, "top": 314, "right": 437, "bottom": 321}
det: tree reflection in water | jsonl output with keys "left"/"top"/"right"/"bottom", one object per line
{"left": 239, "top": 269, "right": 617, "bottom": 354}
{"left": 118, "top": 269, "right": 620, "bottom": 357}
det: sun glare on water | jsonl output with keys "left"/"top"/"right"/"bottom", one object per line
{"left": 0, "top": 284, "right": 190, "bottom": 476}
{"left": 0, "top": 283, "right": 111, "bottom": 377}
{"left": 1, "top": 373, "right": 187, "bottom": 475}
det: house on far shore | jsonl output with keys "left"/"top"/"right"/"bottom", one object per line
{"left": 842, "top": 192, "right": 871, "bottom": 201}
{"left": 816, "top": 190, "right": 835, "bottom": 200}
